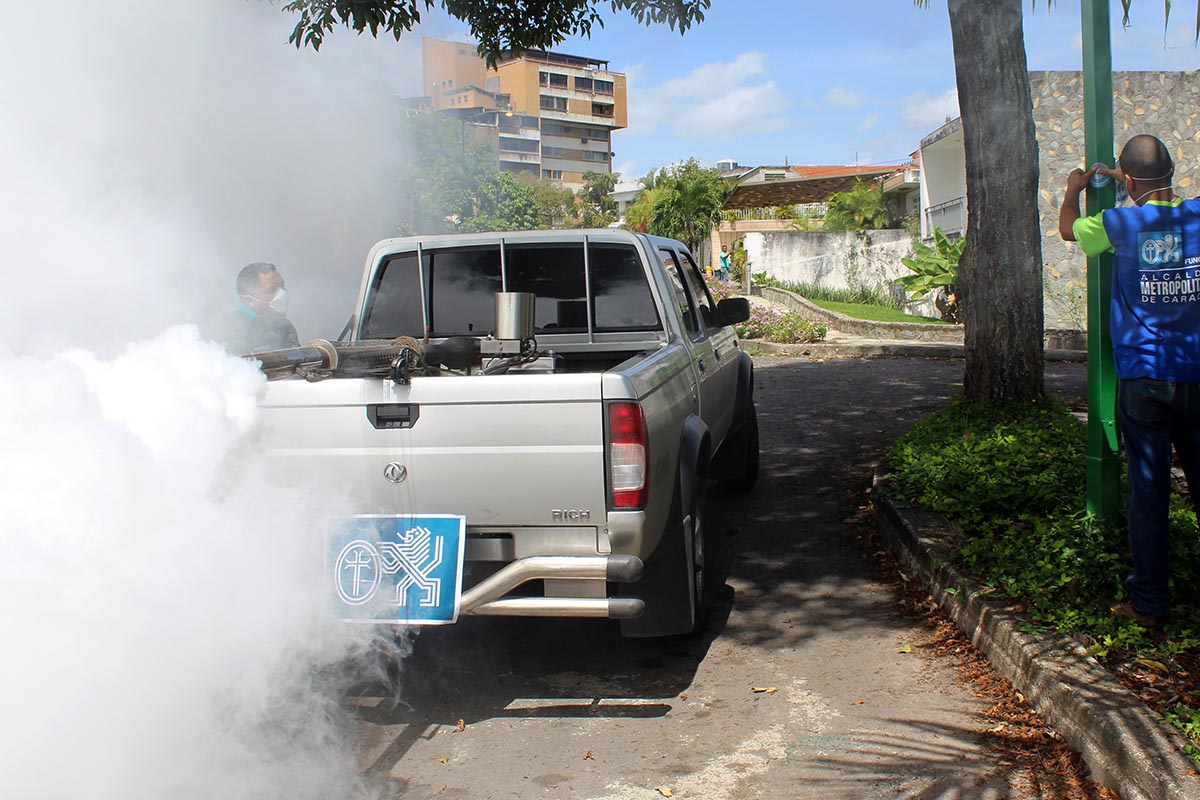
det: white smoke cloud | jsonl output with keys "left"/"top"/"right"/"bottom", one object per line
{"left": 0, "top": 0, "right": 421, "bottom": 354}
{"left": 0, "top": 1, "right": 419, "bottom": 796}
{"left": 0, "top": 327, "right": 389, "bottom": 799}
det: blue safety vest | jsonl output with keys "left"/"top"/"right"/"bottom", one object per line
{"left": 1102, "top": 198, "right": 1200, "bottom": 381}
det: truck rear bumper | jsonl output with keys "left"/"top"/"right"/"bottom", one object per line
{"left": 460, "top": 555, "right": 645, "bottom": 619}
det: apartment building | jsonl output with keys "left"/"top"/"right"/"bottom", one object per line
{"left": 421, "top": 37, "right": 627, "bottom": 187}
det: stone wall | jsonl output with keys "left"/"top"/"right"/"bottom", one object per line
{"left": 1032, "top": 71, "right": 1200, "bottom": 328}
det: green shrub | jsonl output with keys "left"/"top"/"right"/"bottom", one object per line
{"left": 887, "top": 394, "right": 1200, "bottom": 757}
{"left": 887, "top": 396, "right": 1087, "bottom": 535}
{"left": 705, "top": 276, "right": 827, "bottom": 344}
{"left": 887, "top": 395, "right": 1200, "bottom": 643}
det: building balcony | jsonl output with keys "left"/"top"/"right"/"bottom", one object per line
{"left": 499, "top": 151, "right": 542, "bottom": 165}
{"left": 539, "top": 108, "right": 622, "bottom": 129}
{"left": 925, "top": 196, "right": 966, "bottom": 237}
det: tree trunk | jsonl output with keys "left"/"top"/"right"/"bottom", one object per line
{"left": 948, "top": 0, "right": 1045, "bottom": 403}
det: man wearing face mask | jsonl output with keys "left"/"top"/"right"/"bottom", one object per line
{"left": 1060, "top": 134, "right": 1200, "bottom": 629}
{"left": 227, "top": 262, "right": 300, "bottom": 354}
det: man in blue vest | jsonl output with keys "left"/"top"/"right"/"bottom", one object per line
{"left": 1059, "top": 134, "right": 1200, "bottom": 628}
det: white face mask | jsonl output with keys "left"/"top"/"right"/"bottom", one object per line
{"left": 268, "top": 288, "right": 289, "bottom": 315}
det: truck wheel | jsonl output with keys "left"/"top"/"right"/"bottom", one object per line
{"left": 686, "top": 476, "right": 713, "bottom": 634}
{"left": 720, "top": 401, "right": 759, "bottom": 492}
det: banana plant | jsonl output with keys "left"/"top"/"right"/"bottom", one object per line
{"left": 897, "top": 228, "right": 965, "bottom": 298}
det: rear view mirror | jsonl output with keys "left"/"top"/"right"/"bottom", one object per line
{"left": 710, "top": 297, "right": 750, "bottom": 327}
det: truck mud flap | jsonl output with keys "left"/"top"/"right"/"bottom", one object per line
{"left": 618, "top": 516, "right": 694, "bottom": 637}
{"left": 621, "top": 415, "right": 708, "bottom": 638}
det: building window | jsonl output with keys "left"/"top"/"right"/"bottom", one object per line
{"left": 542, "top": 146, "right": 565, "bottom": 158}
{"left": 540, "top": 95, "right": 568, "bottom": 111}
{"left": 540, "top": 72, "right": 568, "bottom": 88}
{"left": 591, "top": 103, "right": 614, "bottom": 117}
{"left": 499, "top": 136, "right": 539, "bottom": 153}
{"left": 764, "top": 172, "right": 788, "bottom": 181}
{"left": 594, "top": 79, "right": 614, "bottom": 95}
{"left": 581, "top": 150, "right": 608, "bottom": 163}
{"left": 574, "top": 77, "right": 594, "bottom": 92}
{"left": 542, "top": 169, "right": 564, "bottom": 181}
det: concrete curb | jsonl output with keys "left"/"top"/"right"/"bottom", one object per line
{"left": 748, "top": 339, "right": 1087, "bottom": 362}
{"left": 758, "top": 285, "right": 967, "bottom": 343}
{"left": 873, "top": 476, "right": 1200, "bottom": 800}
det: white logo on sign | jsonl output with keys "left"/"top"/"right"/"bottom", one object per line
{"left": 335, "top": 540, "right": 382, "bottom": 606}
{"left": 1141, "top": 232, "right": 1182, "bottom": 266}
{"left": 377, "top": 526, "right": 445, "bottom": 609}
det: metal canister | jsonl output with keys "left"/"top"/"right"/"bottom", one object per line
{"left": 495, "top": 292, "right": 536, "bottom": 340}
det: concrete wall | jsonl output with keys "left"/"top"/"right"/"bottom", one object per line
{"left": 741, "top": 228, "right": 916, "bottom": 297}
{"left": 1032, "top": 71, "right": 1200, "bottom": 329}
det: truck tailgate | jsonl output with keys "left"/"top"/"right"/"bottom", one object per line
{"left": 258, "top": 374, "right": 608, "bottom": 527}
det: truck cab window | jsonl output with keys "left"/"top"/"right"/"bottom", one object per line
{"left": 660, "top": 249, "right": 698, "bottom": 336}
{"left": 677, "top": 251, "right": 715, "bottom": 327}
{"left": 589, "top": 244, "right": 660, "bottom": 331}
{"left": 361, "top": 242, "right": 662, "bottom": 339}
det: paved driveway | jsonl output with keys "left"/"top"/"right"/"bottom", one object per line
{"left": 351, "top": 356, "right": 1089, "bottom": 799}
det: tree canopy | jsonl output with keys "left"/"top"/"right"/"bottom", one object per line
{"left": 821, "top": 181, "right": 891, "bottom": 231}
{"left": 282, "top": 0, "right": 709, "bottom": 63}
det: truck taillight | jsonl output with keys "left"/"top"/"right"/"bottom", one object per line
{"left": 608, "top": 402, "right": 647, "bottom": 509}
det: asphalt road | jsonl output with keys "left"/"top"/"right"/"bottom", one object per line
{"left": 349, "top": 356, "right": 1089, "bottom": 800}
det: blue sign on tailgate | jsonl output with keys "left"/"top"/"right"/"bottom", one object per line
{"left": 328, "top": 515, "right": 466, "bottom": 624}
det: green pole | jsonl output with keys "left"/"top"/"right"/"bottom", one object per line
{"left": 1081, "top": 0, "right": 1120, "bottom": 523}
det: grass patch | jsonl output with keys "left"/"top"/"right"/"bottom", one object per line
{"left": 752, "top": 272, "right": 948, "bottom": 325}
{"left": 887, "top": 396, "right": 1200, "bottom": 758}
{"left": 808, "top": 299, "right": 950, "bottom": 325}
{"left": 752, "top": 273, "right": 901, "bottom": 309}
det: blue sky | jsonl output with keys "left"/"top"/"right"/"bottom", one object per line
{"left": 416, "top": 1, "right": 1200, "bottom": 181}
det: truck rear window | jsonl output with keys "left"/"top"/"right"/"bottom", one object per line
{"left": 361, "top": 242, "right": 661, "bottom": 338}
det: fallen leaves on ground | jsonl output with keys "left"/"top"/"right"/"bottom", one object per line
{"left": 856, "top": 501, "right": 1121, "bottom": 800}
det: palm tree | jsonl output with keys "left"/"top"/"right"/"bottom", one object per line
{"left": 645, "top": 158, "right": 730, "bottom": 253}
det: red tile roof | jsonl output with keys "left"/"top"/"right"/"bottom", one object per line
{"left": 789, "top": 165, "right": 903, "bottom": 179}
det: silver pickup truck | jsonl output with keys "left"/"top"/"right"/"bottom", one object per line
{"left": 256, "top": 229, "right": 758, "bottom": 636}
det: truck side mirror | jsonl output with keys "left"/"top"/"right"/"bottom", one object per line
{"left": 710, "top": 297, "right": 750, "bottom": 327}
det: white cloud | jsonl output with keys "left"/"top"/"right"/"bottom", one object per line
{"left": 901, "top": 88, "right": 960, "bottom": 132}
{"left": 624, "top": 52, "right": 791, "bottom": 142}
{"left": 825, "top": 86, "right": 865, "bottom": 110}
{"left": 856, "top": 113, "right": 880, "bottom": 134}
{"left": 612, "top": 160, "right": 640, "bottom": 181}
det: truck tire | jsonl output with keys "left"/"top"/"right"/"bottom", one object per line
{"left": 719, "top": 400, "right": 759, "bottom": 492}
{"left": 685, "top": 475, "right": 713, "bottom": 634}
